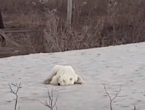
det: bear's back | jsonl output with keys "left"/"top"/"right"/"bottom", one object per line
{"left": 57, "top": 65, "right": 76, "bottom": 76}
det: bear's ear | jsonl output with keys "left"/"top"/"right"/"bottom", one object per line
{"left": 75, "top": 75, "right": 84, "bottom": 84}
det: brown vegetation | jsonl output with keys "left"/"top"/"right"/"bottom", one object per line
{"left": 0, "top": 0, "right": 145, "bottom": 58}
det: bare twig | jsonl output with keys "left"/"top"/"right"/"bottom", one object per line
{"left": 134, "top": 105, "right": 136, "bottom": 110}
{"left": 8, "top": 82, "right": 22, "bottom": 110}
{"left": 103, "top": 84, "right": 122, "bottom": 110}
{"left": 39, "top": 89, "right": 59, "bottom": 110}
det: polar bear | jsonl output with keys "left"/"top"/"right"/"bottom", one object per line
{"left": 43, "top": 65, "right": 84, "bottom": 86}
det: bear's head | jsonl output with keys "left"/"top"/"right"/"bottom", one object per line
{"left": 57, "top": 75, "right": 74, "bottom": 86}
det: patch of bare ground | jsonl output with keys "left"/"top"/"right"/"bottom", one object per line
{"left": 0, "top": 0, "right": 145, "bottom": 58}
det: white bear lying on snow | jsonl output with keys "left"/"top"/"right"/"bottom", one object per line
{"left": 43, "top": 65, "right": 84, "bottom": 86}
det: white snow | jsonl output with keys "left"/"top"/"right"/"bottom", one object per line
{"left": 0, "top": 42, "right": 145, "bottom": 110}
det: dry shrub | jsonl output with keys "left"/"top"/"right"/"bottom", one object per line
{"left": 43, "top": 9, "right": 104, "bottom": 52}
{"left": 0, "top": 0, "right": 145, "bottom": 57}
{"left": 100, "top": 0, "right": 145, "bottom": 46}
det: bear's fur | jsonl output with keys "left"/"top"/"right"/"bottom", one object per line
{"left": 43, "top": 65, "right": 84, "bottom": 86}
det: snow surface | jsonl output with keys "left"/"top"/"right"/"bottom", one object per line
{"left": 1, "top": 42, "right": 145, "bottom": 110}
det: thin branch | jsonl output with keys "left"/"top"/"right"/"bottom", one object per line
{"left": 134, "top": 105, "right": 136, "bottom": 110}
{"left": 103, "top": 84, "right": 122, "bottom": 110}
{"left": 8, "top": 82, "right": 22, "bottom": 110}
{"left": 39, "top": 89, "right": 59, "bottom": 110}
